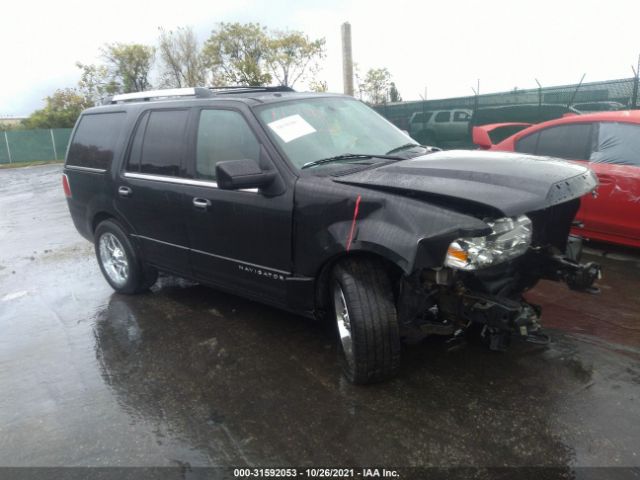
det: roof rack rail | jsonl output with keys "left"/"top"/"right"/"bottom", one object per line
{"left": 208, "top": 85, "right": 295, "bottom": 94}
{"left": 102, "top": 85, "right": 295, "bottom": 105}
{"left": 109, "top": 87, "right": 213, "bottom": 104}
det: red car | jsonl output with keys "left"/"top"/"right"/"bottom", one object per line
{"left": 473, "top": 110, "right": 640, "bottom": 248}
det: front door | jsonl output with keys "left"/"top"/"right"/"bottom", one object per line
{"left": 517, "top": 122, "right": 595, "bottom": 232}
{"left": 582, "top": 122, "right": 640, "bottom": 245}
{"left": 183, "top": 107, "right": 293, "bottom": 303}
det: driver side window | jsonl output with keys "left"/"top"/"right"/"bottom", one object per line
{"left": 196, "top": 109, "right": 260, "bottom": 180}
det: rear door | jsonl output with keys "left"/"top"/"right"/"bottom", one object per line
{"left": 115, "top": 108, "right": 193, "bottom": 275}
{"left": 64, "top": 111, "right": 128, "bottom": 240}
{"left": 182, "top": 107, "right": 293, "bottom": 303}
{"left": 451, "top": 110, "right": 471, "bottom": 140}
{"left": 433, "top": 110, "right": 452, "bottom": 140}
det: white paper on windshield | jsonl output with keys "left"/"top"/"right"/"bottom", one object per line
{"left": 267, "top": 114, "right": 316, "bottom": 143}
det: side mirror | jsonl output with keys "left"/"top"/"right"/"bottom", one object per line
{"left": 216, "top": 159, "right": 276, "bottom": 190}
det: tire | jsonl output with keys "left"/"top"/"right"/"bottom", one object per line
{"left": 94, "top": 219, "right": 158, "bottom": 294}
{"left": 331, "top": 258, "right": 401, "bottom": 384}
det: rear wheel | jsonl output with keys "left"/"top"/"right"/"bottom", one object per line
{"left": 94, "top": 219, "right": 157, "bottom": 294}
{"left": 331, "top": 258, "right": 401, "bottom": 384}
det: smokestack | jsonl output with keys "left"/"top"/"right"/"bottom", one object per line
{"left": 341, "top": 22, "right": 354, "bottom": 96}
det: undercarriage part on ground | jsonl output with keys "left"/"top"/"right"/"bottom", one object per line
{"left": 540, "top": 254, "right": 602, "bottom": 293}
{"left": 566, "top": 261, "right": 602, "bottom": 292}
{"left": 459, "top": 292, "right": 543, "bottom": 351}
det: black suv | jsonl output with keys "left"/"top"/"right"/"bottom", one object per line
{"left": 63, "top": 87, "right": 601, "bottom": 383}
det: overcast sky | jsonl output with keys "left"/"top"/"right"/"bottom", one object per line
{"left": 1, "top": 0, "right": 639, "bottom": 116}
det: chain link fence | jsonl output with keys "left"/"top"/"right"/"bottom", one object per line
{"left": 374, "top": 76, "right": 640, "bottom": 148}
{"left": 0, "top": 128, "right": 72, "bottom": 165}
{"left": 1, "top": 77, "right": 638, "bottom": 162}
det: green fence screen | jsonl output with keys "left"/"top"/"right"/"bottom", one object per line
{"left": 0, "top": 134, "right": 9, "bottom": 164}
{"left": 0, "top": 128, "right": 73, "bottom": 164}
{"left": 373, "top": 76, "right": 640, "bottom": 149}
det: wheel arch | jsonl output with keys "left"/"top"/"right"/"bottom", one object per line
{"left": 89, "top": 209, "right": 135, "bottom": 240}
{"left": 313, "top": 250, "right": 404, "bottom": 318}
{"left": 91, "top": 211, "right": 116, "bottom": 234}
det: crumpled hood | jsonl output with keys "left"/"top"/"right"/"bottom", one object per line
{"left": 333, "top": 150, "right": 598, "bottom": 216}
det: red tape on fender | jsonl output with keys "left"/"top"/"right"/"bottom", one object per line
{"left": 346, "top": 195, "right": 362, "bottom": 252}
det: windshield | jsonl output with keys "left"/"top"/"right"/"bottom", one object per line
{"left": 255, "top": 97, "right": 417, "bottom": 170}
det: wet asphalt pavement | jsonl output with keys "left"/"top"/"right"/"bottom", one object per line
{"left": 1, "top": 164, "right": 639, "bottom": 471}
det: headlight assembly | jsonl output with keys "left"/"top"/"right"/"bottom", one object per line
{"left": 445, "top": 215, "right": 532, "bottom": 270}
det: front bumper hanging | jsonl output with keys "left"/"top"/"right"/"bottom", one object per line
{"left": 439, "top": 242, "right": 602, "bottom": 350}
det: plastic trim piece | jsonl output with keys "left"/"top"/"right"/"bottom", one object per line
{"left": 65, "top": 165, "right": 107, "bottom": 173}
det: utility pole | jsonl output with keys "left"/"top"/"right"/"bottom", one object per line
{"left": 341, "top": 22, "right": 354, "bottom": 96}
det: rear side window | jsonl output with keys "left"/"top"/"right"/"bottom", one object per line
{"left": 435, "top": 111, "right": 450, "bottom": 123}
{"left": 590, "top": 122, "right": 640, "bottom": 167}
{"left": 196, "top": 109, "right": 260, "bottom": 180}
{"left": 453, "top": 111, "right": 470, "bottom": 122}
{"left": 131, "top": 110, "right": 189, "bottom": 176}
{"left": 515, "top": 132, "right": 539, "bottom": 154}
{"left": 412, "top": 112, "right": 432, "bottom": 123}
{"left": 67, "top": 112, "right": 126, "bottom": 169}
{"left": 125, "top": 114, "right": 149, "bottom": 172}
{"left": 534, "top": 124, "right": 592, "bottom": 160}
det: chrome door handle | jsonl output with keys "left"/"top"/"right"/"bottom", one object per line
{"left": 193, "top": 197, "right": 211, "bottom": 209}
{"left": 118, "top": 186, "right": 132, "bottom": 197}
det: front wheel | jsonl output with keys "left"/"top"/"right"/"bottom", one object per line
{"left": 94, "top": 219, "right": 157, "bottom": 294}
{"left": 331, "top": 258, "right": 401, "bottom": 384}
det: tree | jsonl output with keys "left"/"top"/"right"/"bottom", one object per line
{"left": 353, "top": 63, "right": 365, "bottom": 100}
{"left": 22, "top": 89, "right": 90, "bottom": 129}
{"left": 76, "top": 62, "right": 120, "bottom": 105}
{"left": 102, "top": 43, "right": 155, "bottom": 92}
{"left": 265, "top": 30, "right": 325, "bottom": 88}
{"left": 361, "top": 68, "right": 392, "bottom": 105}
{"left": 308, "top": 78, "right": 328, "bottom": 92}
{"left": 202, "top": 22, "right": 271, "bottom": 86}
{"left": 157, "top": 26, "right": 206, "bottom": 88}
{"left": 389, "top": 82, "right": 402, "bottom": 103}
{"left": 0, "top": 122, "right": 21, "bottom": 132}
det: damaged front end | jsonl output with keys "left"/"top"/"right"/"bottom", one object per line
{"left": 399, "top": 198, "right": 602, "bottom": 350}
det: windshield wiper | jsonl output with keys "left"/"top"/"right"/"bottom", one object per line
{"left": 385, "top": 143, "right": 422, "bottom": 155}
{"left": 301, "top": 153, "right": 402, "bottom": 170}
